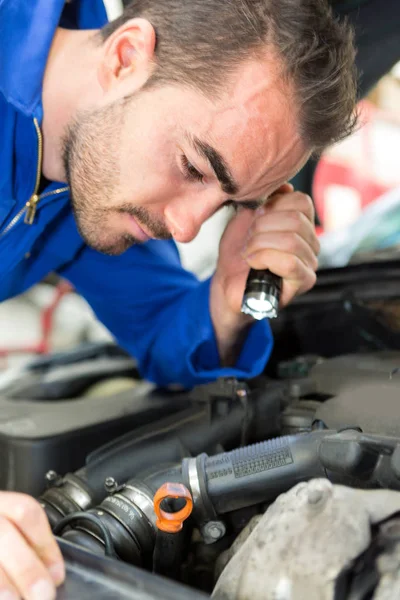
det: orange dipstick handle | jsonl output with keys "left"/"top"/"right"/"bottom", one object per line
{"left": 153, "top": 482, "right": 193, "bottom": 533}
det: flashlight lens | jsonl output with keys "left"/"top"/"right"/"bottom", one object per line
{"left": 241, "top": 290, "right": 279, "bottom": 319}
{"left": 246, "top": 297, "right": 273, "bottom": 313}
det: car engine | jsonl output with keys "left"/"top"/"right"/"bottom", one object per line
{"left": 1, "top": 261, "right": 400, "bottom": 599}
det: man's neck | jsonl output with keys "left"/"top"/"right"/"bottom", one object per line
{"left": 41, "top": 28, "right": 101, "bottom": 183}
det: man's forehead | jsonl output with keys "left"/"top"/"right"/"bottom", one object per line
{"left": 195, "top": 68, "right": 305, "bottom": 198}
{"left": 204, "top": 60, "right": 296, "bottom": 129}
{"left": 215, "top": 53, "right": 290, "bottom": 113}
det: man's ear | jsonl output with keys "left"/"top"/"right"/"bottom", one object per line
{"left": 97, "top": 18, "right": 156, "bottom": 93}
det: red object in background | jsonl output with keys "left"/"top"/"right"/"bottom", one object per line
{"left": 0, "top": 281, "right": 73, "bottom": 363}
{"left": 313, "top": 101, "right": 394, "bottom": 234}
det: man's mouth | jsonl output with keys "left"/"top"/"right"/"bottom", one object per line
{"left": 120, "top": 208, "right": 172, "bottom": 242}
{"left": 126, "top": 214, "right": 151, "bottom": 242}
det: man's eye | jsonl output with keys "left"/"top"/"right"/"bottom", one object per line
{"left": 223, "top": 199, "right": 264, "bottom": 212}
{"left": 181, "top": 155, "right": 204, "bottom": 183}
{"left": 223, "top": 200, "right": 239, "bottom": 213}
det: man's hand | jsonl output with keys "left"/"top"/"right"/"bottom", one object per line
{"left": 210, "top": 184, "right": 319, "bottom": 365}
{"left": 0, "top": 492, "right": 64, "bottom": 599}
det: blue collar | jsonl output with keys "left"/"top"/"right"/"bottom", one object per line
{"left": 0, "top": 0, "right": 108, "bottom": 119}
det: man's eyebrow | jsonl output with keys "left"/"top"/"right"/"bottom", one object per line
{"left": 186, "top": 133, "right": 239, "bottom": 196}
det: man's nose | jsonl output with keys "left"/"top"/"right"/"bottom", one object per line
{"left": 164, "top": 198, "right": 218, "bottom": 243}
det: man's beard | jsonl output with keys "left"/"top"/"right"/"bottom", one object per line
{"left": 61, "top": 99, "right": 171, "bottom": 256}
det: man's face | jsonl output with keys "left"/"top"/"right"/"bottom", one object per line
{"left": 63, "top": 59, "right": 310, "bottom": 255}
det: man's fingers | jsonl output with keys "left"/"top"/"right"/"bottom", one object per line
{"left": 244, "top": 231, "right": 318, "bottom": 272}
{"left": 0, "top": 563, "right": 20, "bottom": 599}
{"left": 216, "top": 184, "right": 320, "bottom": 317}
{"left": 0, "top": 494, "right": 65, "bottom": 583}
{"left": 272, "top": 182, "right": 294, "bottom": 195}
{"left": 245, "top": 247, "right": 317, "bottom": 305}
{"left": 249, "top": 211, "right": 320, "bottom": 256}
{"left": 245, "top": 189, "right": 319, "bottom": 307}
{"left": 0, "top": 516, "right": 57, "bottom": 600}
{"left": 264, "top": 191, "right": 315, "bottom": 224}
{"left": 245, "top": 247, "right": 316, "bottom": 283}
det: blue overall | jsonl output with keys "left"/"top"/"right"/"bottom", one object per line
{"left": 0, "top": 0, "right": 273, "bottom": 388}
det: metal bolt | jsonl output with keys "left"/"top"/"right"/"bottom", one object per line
{"left": 202, "top": 520, "right": 226, "bottom": 542}
{"left": 45, "top": 470, "right": 59, "bottom": 484}
{"left": 209, "top": 526, "right": 221, "bottom": 539}
{"left": 104, "top": 477, "right": 118, "bottom": 493}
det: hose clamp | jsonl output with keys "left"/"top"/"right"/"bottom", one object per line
{"left": 122, "top": 482, "right": 157, "bottom": 528}
{"left": 183, "top": 454, "right": 224, "bottom": 543}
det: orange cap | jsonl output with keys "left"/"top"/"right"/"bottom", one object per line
{"left": 153, "top": 482, "right": 193, "bottom": 533}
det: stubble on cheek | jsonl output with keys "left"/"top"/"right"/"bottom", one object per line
{"left": 61, "top": 102, "right": 132, "bottom": 252}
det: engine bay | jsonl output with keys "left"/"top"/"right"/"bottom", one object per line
{"left": 1, "top": 261, "right": 400, "bottom": 599}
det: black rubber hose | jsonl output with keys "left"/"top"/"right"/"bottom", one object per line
{"left": 40, "top": 408, "right": 206, "bottom": 522}
{"left": 152, "top": 529, "right": 186, "bottom": 581}
{"left": 201, "top": 431, "right": 330, "bottom": 514}
{"left": 84, "top": 406, "right": 205, "bottom": 466}
{"left": 200, "top": 429, "right": 400, "bottom": 515}
{"left": 40, "top": 407, "right": 239, "bottom": 525}
{"left": 78, "top": 404, "right": 252, "bottom": 504}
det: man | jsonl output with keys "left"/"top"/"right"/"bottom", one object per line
{"left": 0, "top": 0, "right": 357, "bottom": 597}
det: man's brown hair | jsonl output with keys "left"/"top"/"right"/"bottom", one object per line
{"left": 101, "top": 0, "right": 358, "bottom": 155}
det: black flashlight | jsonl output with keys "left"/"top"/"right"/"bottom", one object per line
{"left": 241, "top": 269, "right": 282, "bottom": 320}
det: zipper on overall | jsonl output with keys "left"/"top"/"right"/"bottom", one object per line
{"left": 0, "top": 118, "right": 69, "bottom": 238}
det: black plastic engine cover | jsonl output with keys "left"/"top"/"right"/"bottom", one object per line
{"left": 0, "top": 384, "right": 191, "bottom": 496}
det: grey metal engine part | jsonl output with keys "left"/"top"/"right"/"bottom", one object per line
{"left": 212, "top": 478, "right": 400, "bottom": 600}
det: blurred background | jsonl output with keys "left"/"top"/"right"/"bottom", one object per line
{"left": 1, "top": 0, "right": 400, "bottom": 372}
